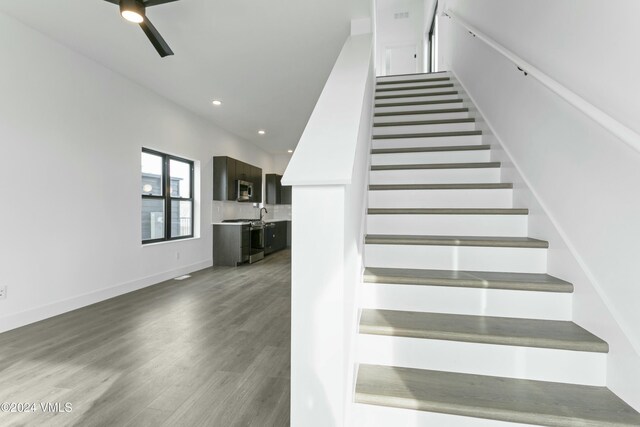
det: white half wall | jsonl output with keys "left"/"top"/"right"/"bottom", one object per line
{"left": 438, "top": 0, "right": 640, "bottom": 409}
{"left": 0, "top": 12, "right": 274, "bottom": 333}
{"left": 284, "top": 32, "right": 374, "bottom": 426}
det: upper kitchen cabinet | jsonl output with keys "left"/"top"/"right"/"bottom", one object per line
{"left": 251, "top": 166, "right": 262, "bottom": 203}
{"left": 265, "top": 174, "right": 292, "bottom": 205}
{"left": 213, "top": 156, "right": 262, "bottom": 203}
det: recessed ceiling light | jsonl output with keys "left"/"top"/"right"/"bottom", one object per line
{"left": 212, "top": 100, "right": 222, "bottom": 106}
{"left": 258, "top": 130, "right": 266, "bottom": 135}
{"left": 287, "top": 150, "right": 293, "bottom": 153}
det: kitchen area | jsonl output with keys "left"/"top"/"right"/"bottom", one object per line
{"left": 211, "top": 156, "right": 292, "bottom": 267}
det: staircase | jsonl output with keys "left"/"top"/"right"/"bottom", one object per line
{"left": 353, "top": 72, "right": 640, "bottom": 426}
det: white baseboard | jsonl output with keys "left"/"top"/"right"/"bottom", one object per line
{"left": 0, "top": 259, "right": 212, "bottom": 334}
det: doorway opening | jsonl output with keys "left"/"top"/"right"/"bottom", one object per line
{"left": 385, "top": 44, "right": 419, "bottom": 76}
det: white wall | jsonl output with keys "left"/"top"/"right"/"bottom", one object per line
{"left": 0, "top": 12, "right": 274, "bottom": 332}
{"left": 375, "top": 0, "right": 426, "bottom": 75}
{"left": 438, "top": 0, "right": 640, "bottom": 409}
{"left": 440, "top": 0, "right": 640, "bottom": 137}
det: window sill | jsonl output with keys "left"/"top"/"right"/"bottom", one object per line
{"left": 142, "top": 237, "right": 200, "bottom": 247}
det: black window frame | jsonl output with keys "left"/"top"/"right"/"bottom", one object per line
{"left": 141, "top": 148, "right": 195, "bottom": 244}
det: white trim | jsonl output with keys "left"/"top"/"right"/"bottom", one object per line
{"left": 452, "top": 69, "right": 640, "bottom": 357}
{"left": 444, "top": 10, "right": 640, "bottom": 155}
{"left": 0, "top": 259, "right": 212, "bottom": 334}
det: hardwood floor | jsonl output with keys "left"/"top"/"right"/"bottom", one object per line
{"left": 0, "top": 250, "right": 291, "bottom": 427}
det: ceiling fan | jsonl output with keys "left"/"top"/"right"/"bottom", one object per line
{"left": 103, "top": 0, "right": 179, "bottom": 57}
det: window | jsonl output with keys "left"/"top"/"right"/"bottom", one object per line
{"left": 141, "top": 148, "right": 194, "bottom": 244}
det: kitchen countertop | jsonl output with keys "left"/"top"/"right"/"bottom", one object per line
{"left": 211, "top": 219, "right": 290, "bottom": 226}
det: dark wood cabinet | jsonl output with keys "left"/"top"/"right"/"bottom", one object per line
{"left": 264, "top": 221, "right": 289, "bottom": 255}
{"left": 251, "top": 166, "right": 262, "bottom": 202}
{"left": 281, "top": 184, "right": 292, "bottom": 205}
{"left": 265, "top": 174, "right": 281, "bottom": 205}
{"left": 213, "top": 156, "right": 262, "bottom": 203}
{"left": 213, "top": 224, "right": 250, "bottom": 266}
{"left": 264, "top": 224, "right": 275, "bottom": 255}
{"left": 275, "top": 221, "right": 287, "bottom": 250}
{"left": 265, "top": 174, "right": 292, "bottom": 205}
{"left": 236, "top": 161, "right": 247, "bottom": 181}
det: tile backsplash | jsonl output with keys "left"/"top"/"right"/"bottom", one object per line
{"left": 212, "top": 201, "right": 291, "bottom": 223}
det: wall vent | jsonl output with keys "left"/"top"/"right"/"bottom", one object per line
{"left": 394, "top": 12, "right": 410, "bottom": 19}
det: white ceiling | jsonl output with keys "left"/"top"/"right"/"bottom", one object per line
{"left": 0, "top": 0, "right": 372, "bottom": 154}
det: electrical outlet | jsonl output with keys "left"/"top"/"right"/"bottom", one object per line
{"left": 176, "top": 252, "right": 180, "bottom": 260}
{"left": 0, "top": 286, "right": 6, "bottom": 299}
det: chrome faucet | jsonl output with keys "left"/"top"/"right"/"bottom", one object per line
{"left": 259, "top": 207, "right": 268, "bottom": 221}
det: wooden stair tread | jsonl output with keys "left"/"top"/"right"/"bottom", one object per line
{"left": 355, "top": 365, "right": 640, "bottom": 426}
{"left": 365, "top": 234, "right": 549, "bottom": 248}
{"left": 376, "top": 83, "right": 454, "bottom": 92}
{"left": 376, "top": 77, "right": 451, "bottom": 86}
{"left": 374, "top": 118, "right": 475, "bottom": 127}
{"left": 376, "top": 99, "right": 464, "bottom": 108}
{"left": 371, "top": 161, "right": 499, "bottom": 170}
{"left": 372, "top": 130, "right": 481, "bottom": 140}
{"left": 368, "top": 183, "right": 512, "bottom": 190}
{"left": 375, "top": 107, "right": 468, "bottom": 117}
{"left": 363, "top": 267, "right": 572, "bottom": 292}
{"left": 376, "top": 90, "right": 458, "bottom": 100}
{"left": 359, "top": 309, "right": 606, "bottom": 352}
{"left": 372, "top": 144, "right": 489, "bottom": 154}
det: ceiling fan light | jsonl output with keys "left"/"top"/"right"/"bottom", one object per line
{"left": 120, "top": 0, "right": 145, "bottom": 23}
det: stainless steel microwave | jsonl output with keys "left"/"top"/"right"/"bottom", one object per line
{"left": 237, "top": 180, "right": 253, "bottom": 202}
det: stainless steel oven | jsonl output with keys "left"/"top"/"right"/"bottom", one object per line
{"left": 249, "top": 222, "right": 265, "bottom": 264}
{"left": 236, "top": 180, "right": 253, "bottom": 202}
{"left": 222, "top": 219, "right": 265, "bottom": 264}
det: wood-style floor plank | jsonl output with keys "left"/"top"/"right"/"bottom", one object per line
{"left": 0, "top": 250, "right": 291, "bottom": 426}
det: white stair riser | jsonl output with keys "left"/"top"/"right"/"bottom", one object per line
{"left": 355, "top": 403, "right": 536, "bottom": 427}
{"left": 377, "top": 94, "right": 459, "bottom": 104}
{"left": 376, "top": 87, "right": 456, "bottom": 97}
{"left": 377, "top": 73, "right": 450, "bottom": 84}
{"left": 364, "top": 244, "right": 547, "bottom": 273}
{"left": 371, "top": 150, "right": 490, "bottom": 165}
{"left": 367, "top": 214, "right": 527, "bottom": 237}
{"left": 361, "top": 283, "right": 570, "bottom": 320}
{"left": 370, "top": 168, "right": 501, "bottom": 185}
{"left": 358, "top": 335, "right": 606, "bottom": 386}
{"left": 373, "top": 122, "right": 476, "bottom": 135}
{"left": 375, "top": 111, "right": 469, "bottom": 122}
{"left": 375, "top": 102, "right": 463, "bottom": 114}
{"left": 372, "top": 135, "right": 482, "bottom": 149}
{"left": 368, "top": 189, "right": 513, "bottom": 208}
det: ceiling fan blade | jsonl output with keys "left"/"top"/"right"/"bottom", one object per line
{"left": 144, "top": 0, "right": 180, "bottom": 6}
{"left": 103, "top": 0, "right": 119, "bottom": 4}
{"left": 139, "top": 18, "right": 174, "bottom": 57}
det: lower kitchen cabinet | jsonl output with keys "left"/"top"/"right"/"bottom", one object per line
{"left": 264, "top": 221, "right": 289, "bottom": 255}
{"left": 213, "top": 224, "right": 250, "bottom": 266}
